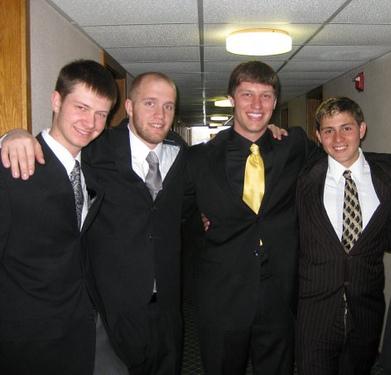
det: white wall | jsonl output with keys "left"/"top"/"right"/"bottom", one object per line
{"left": 323, "top": 52, "right": 391, "bottom": 153}
{"left": 287, "top": 96, "right": 307, "bottom": 131}
{"left": 30, "top": 0, "right": 101, "bottom": 134}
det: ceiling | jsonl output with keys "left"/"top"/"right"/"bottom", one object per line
{"left": 47, "top": 0, "right": 391, "bottom": 126}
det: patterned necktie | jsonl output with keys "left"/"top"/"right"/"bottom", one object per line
{"left": 145, "top": 151, "right": 162, "bottom": 201}
{"left": 69, "top": 160, "right": 84, "bottom": 229}
{"left": 341, "top": 170, "right": 362, "bottom": 252}
{"left": 242, "top": 143, "right": 265, "bottom": 214}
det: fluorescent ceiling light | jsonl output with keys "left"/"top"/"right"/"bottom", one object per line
{"left": 226, "top": 28, "right": 292, "bottom": 56}
{"left": 209, "top": 122, "right": 223, "bottom": 127}
{"left": 211, "top": 115, "right": 229, "bottom": 121}
{"left": 214, "top": 98, "right": 233, "bottom": 107}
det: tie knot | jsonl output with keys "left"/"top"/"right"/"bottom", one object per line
{"left": 343, "top": 170, "right": 352, "bottom": 180}
{"left": 250, "top": 143, "right": 260, "bottom": 155}
{"left": 146, "top": 151, "right": 159, "bottom": 166}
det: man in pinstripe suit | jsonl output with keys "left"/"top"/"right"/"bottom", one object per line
{"left": 295, "top": 97, "right": 391, "bottom": 375}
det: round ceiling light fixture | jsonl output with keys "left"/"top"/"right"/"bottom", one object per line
{"left": 226, "top": 28, "right": 292, "bottom": 56}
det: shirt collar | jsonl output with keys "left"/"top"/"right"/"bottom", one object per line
{"left": 327, "top": 148, "right": 365, "bottom": 184}
{"left": 41, "top": 128, "right": 81, "bottom": 175}
{"left": 128, "top": 124, "right": 163, "bottom": 163}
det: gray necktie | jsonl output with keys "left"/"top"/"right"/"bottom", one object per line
{"left": 145, "top": 151, "right": 162, "bottom": 201}
{"left": 341, "top": 170, "right": 362, "bottom": 252}
{"left": 69, "top": 160, "right": 84, "bottom": 229}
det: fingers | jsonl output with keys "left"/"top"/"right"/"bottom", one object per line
{"left": 0, "top": 130, "right": 45, "bottom": 180}
{"left": 8, "top": 143, "right": 29, "bottom": 180}
{"left": 0, "top": 145, "right": 11, "bottom": 169}
{"left": 34, "top": 141, "right": 45, "bottom": 165}
{"left": 201, "top": 213, "right": 211, "bottom": 232}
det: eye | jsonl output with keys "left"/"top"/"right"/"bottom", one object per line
{"left": 96, "top": 112, "right": 108, "bottom": 120}
{"left": 76, "top": 105, "right": 87, "bottom": 111}
{"left": 342, "top": 126, "right": 353, "bottom": 132}
{"left": 321, "top": 128, "right": 333, "bottom": 135}
{"left": 164, "top": 103, "right": 175, "bottom": 111}
{"left": 144, "top": 100, "right": 155, "bottom": 108}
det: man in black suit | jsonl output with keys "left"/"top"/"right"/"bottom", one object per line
{"left": 296, "top": 97, "right": 391, "bottom": 375}
{"left": 186, "top": 61, "right": 316, "bottom": 375}
{"left": 1, "top": 72, "right": 189, "bottom": 375}
{"left": 0, "top": 60, "right": 117, "bottom": 374}
{"left": 82, "top": 72, "right": 188, "bottom": 374}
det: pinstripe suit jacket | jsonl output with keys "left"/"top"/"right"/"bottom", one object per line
{"left": 296, "top": 153, "right": 391, "bottom": 348}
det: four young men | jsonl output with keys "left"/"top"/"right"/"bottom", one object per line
{"left": 1, "top": 60, "right": 390, "bottom": 375}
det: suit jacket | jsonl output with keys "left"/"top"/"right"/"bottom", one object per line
{"left": 0, "top": 135, "right": 102, "bottom": 374}
{"left": 82, "top": 122, "right": 188, "bottom": 367}
{"left": 296, "top": 153, "right": 391, "bottom": 347}
{"left": 186, "top": 127, "right": 314, "bottom": 329}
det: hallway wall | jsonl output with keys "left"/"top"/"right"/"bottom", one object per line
{"left": 30, "top": 0, "right": 100, "bottom": 135}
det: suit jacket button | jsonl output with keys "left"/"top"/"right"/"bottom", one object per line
{"left": 254, "top": 250, "right": 259, "bottom": 256}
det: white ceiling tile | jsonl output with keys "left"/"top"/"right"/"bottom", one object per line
{"left": 203, "top": 0, "right": 346, "bottom": 23}
{"left": 294, "top": 45, "right": 391, "bottom": 62}
{"left": 332, "top": 0, "right": 391, "bottom": 24}
{"left": 48, "top": 0, "right": 198, "bottom": 25}
{"left": 311, "top": 25, "right": 391, "bottom": 46}
{"left": 84, "top": 24, "right": 199, "bottom": 48}
{"left": 106, "top": 47, "right": 200, "bottom": 62}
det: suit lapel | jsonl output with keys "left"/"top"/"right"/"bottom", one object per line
{"left": 36, "top": 134, "right": 79, "bottom": 229}
{"left": 307, "top": 158, "right": 344, "bottom": 248}
{"left": 353, "top": 158, "right": 391, "bottom": 247}
{"left": 208, "top": 130, "right": 251, "bottom": 212}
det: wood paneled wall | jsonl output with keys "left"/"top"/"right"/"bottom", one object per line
{"left": 0, "top": 0, "right": 31, "bottom": 134}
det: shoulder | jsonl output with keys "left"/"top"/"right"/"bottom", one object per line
{"left": 165, "top": 130, "right": 188, "bottom": 149}
{"left": 365, "top": 151, "right": 391, "bottom": 178}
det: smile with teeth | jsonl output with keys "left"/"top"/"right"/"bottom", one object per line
{"left": 75, "top": 127, "right": 93, "bottom": 136}
{"left": 333, "top": 145, "right": 348, "bottom": 151}
{"left": 150, "top": 123, "right": 164, "bottom": 129}
{"left": 247, "top": 112, "right": 263, "bottom": 119}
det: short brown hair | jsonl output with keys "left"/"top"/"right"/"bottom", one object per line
{"left": 55, "top": 59, "right": 118, "bottom": 108}
{"left": 315, "top": 97, "right": 364, "bottom": 130}
{"left": 228, "top": 60, "right": 280, "bottom": 98}
{"left": 128, "top": 72, "right": 177, "bottom": 100}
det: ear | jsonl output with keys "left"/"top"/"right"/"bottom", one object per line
{"left": 125, "top": 98, "right": 133, "bottom": 118}
{"left": 51, "top": 91, "right": 62, "bottom": 113}
{"left": 273, "top": 98, "right": 277, "bottom": 110}
{"left": 359, "top": 122, "right": 367, "bottom": 140}
{"left": 228, "top": 96, "right": 235, "bottom": 107}
{"left": 315, "top": 130, "right": 322, "bottom": 144}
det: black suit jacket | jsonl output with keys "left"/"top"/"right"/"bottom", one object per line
{"left": 0, "top": 135, "right": 102, "bottom": 374}
{"left": 82, "top": 122, "right": 188, "bottom": 367}
{"left": 186, "top": 127, "right": 314, "bottom": 329}
{"left": 296, "top": 153, "right": 391, "bottom": 348}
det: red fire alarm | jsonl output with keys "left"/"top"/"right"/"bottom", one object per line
{"left": 354, "top": 72, "right": 364, "bottom": 91}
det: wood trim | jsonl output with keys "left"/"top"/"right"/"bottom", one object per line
{"left": 0, "top": 0, "right": 31, "bottom": 134}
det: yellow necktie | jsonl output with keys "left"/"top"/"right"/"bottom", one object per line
{"left": 243, "top": 143, "right": 265, "bottom": 214}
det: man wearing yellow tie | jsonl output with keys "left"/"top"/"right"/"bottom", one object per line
{"left": 187, "top": 61, "right": 318, "bottom": 375}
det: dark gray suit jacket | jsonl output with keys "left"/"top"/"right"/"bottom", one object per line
{"left": 296, "top": 153, "right": 391, "bottom": 351}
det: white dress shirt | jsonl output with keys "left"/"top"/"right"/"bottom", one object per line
{"left": 323, "top": 149, "right": 380, "bottom": 240}
{"left": 42, "top": 128, "right": 89, "bottom": 226}
{"left": 128, "top": 124, "right": 180, "bottom": 182}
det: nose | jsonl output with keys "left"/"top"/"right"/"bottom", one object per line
{"left": 333, "top": 129, "right": 343, "bottom": 142}
{"left": 83, "top": 110, "right": 95, "bottom": 128}
{"left": 154, "top": 105, "right": 164, "bottom": 119}
{"left": 251, "top": 95, "right": 262, "bottom": 109}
